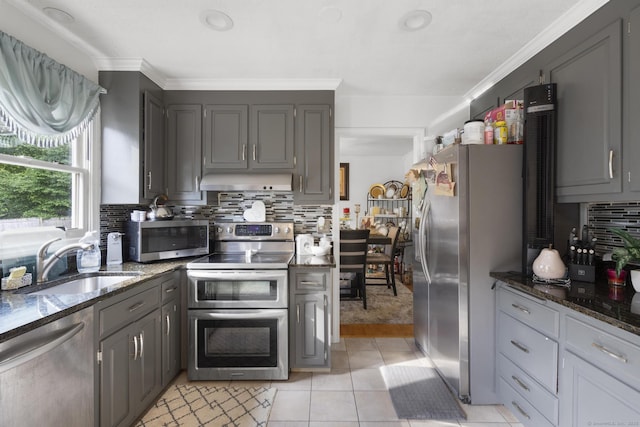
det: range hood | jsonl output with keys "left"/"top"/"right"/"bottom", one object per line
{"left": 199, "top": 173, "right": 293, "bottom": 191}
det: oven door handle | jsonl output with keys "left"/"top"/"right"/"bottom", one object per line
{"left": 188, "top": 271, "right": 286, "bottom": 281}
{"left": 192, "top": 310, "right": 281, "bottom": 319}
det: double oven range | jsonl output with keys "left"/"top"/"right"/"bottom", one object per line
{"left": 186, "top": 222, "right": 294, "bottom": 381}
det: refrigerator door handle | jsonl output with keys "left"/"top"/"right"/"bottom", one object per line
{"left": 419, "top": 200, "right": 431, "bottom": 283}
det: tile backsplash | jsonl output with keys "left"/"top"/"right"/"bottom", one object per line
{"left": 588, "top": 202, "right": 640, "bottom": 255}
{"left": 100, "top": 191, "right": 333, "bottom": 250}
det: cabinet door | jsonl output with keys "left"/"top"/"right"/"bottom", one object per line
{"left": 143, "top": 91, "right": 166, "bottom": 199}
{"left": 250, "top": 104, "right": 295, "bottom": 169}
{"left": 627, "top": 6, "right": 640, "bottom": 192}
{"left": 292, "top": 293, "right": 328, "bottom": 368}
{"left": 161, "top": 300, "right": 181, "bottom": 387}
{"left": 166, "top": 104, "right": 204, "bottom": 203}
{"left": 294, "top": 105, "right": 332, "bottom": 203}
{"left": 203, "top": 105, "right": 248, "bottom": 169}
{"left": 560, "top": 351, "right": 640, "bottom": 426}
{"left": 546, "top": 20, "right": 622, "bottom": 199}
{"left": 131, "top": 309, "right": 162, "bottom": 416}
{"left": 470, "top": 91, "right": 498, "bottom": 121}
{"left": 99, "top": 324, "right": 135, "bottom": 427}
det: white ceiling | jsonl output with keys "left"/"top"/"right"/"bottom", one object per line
{"left": 2, "top": 0, "right": 607, "bottom": 157}
{"left": 5, "top": 0, "right": 604, "bottom": 98}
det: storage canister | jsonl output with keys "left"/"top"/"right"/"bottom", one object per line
{"left": 493, "top": 121, "right": 508, "bottom": 145}
{"left": 463, "top": 120, "right": 484, "bottom": 144}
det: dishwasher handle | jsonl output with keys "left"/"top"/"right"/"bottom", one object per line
{"left": 0, "top": 322, "right": 85, "bottom": 372}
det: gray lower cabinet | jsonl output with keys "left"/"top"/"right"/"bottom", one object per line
{"left": 560, "top": 313, "right": 640, "bottom": 426}
{"left": 496, "top": 281, "right": 640, "bottom": 426}
{"left": 96, "top": 279, "right": 164, "bottom": 427}
{"left": 100, "top": 71, "right": 165, "bottom": 204}
{"left": 161, "top": 272, "right": 181, "bottom": 387}
{"left": 544, "top": 19, "right": 622, "bottom": 200}
{"left": 166, "top": 104, "right": 205, "bottom": 204}
{"left": 289, "top": 267, "right": 331, "bottom": 369}
{"left": 495, "top": 285, "right": 559, "bottom": 426}
{"left": 294, "top": 105, "right": 333, "bottom": 203}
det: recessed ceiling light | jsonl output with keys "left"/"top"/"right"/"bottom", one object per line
{"left": 399, "top": 10, "right": 432, "bottom": 32}
{"left": 199, "top": 9, "right": 234, "bottom": 31}
{"left": 43, "top": 7, "right": 75, "bottom": 24}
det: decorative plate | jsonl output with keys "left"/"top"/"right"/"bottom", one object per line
{"left": 399, "top": 183, "right": 410, "bottom": 198}
{"left": 385, "top": 182, "right": 398, "bottom": 198}
{"left": 369, "top": 184, "right": 385, "bottom": 199}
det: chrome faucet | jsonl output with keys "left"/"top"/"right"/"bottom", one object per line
{"left": 37, "top": 238, "right": 95, "bottom": 283}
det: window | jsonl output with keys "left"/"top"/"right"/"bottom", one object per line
{"left": 0, "top": 121, "right": 99, "bottom": 234}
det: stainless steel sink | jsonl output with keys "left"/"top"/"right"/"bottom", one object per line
{"left": 28, "top": 272, "right": 142, "bottom": 295}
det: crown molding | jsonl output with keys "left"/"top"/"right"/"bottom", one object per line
{"left": 462, "top": 0, "right": 609, "bottom": 103}
{"left": 163, "top": 78, "right": 342, "bottom": 91}
{"left": 92, "top": 58, "right": 167, "bottom": 88}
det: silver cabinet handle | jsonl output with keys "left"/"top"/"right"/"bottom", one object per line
{"left": 592, "top": 342, "right": 627, "bottom": 363}
{"left": 195, "top": 176, "right": 200, "bottom": 191}
{"left": 165, "top": 287, "right": 177, "bottom": 294}
{"left": 242, "top": 144, "right": 246, "bottom": 161}
{"left": 299, "top": 176, "right": 303, "bottom": 193}
{"left": 300, "top": 281, "right": 320, "bottom": 286}
{"left": 511, "top": 375, "right": 530, "bottom": 392}
{"left": 139, "top": 332, "right": 144, "bottom": 359}
{"left": 510, "top": 340, "right": 530, "bottom": 354}
{"left": 609, "top": 149, "right": 614, "bottom": 179}
{"left": 297, "top": 305, "right": 300, "bottom": 323}
{"left": 511, "top": 303, "right": 530, "bottom": 315}
{"left": 166, "top": 314, "right": 171, "bottom": 336}
{"left": 512, "top": 401, "right": 531, "bottom": 420}
{"left": 147, "top": 171, "right": 152, "bottom": 190}
{"left": 252, "top": 144, "right": 257, "bottom": 161}
{"left": 128, "top": 302, "right": 144, "bottom": 312}
{"left": 133, "top": 335, "right": 139, "bottom": 360}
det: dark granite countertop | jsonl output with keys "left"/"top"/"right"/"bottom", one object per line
{"left": 290, "top": 255, "right": 336, "bottom": 268}
{"left": 0, "top": 260, "right": 190, "bottom": 343}
{"left": 491, "top": 271, "right": 640, "bottom": 336}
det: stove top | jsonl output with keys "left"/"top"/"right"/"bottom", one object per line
{"left": 186, "top": 252, "right": 294, "bottom": 270}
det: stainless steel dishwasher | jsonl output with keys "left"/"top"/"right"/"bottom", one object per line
{"left": 0, "top": 306, "right": 94, "bottom": 426}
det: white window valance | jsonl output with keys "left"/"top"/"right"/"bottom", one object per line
{"left": 0, "top": 31, "right": 106, "bottom": 147}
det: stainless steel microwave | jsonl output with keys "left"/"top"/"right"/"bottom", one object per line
{"left": 126, "top": 219, "right": 210, "bottom": 262}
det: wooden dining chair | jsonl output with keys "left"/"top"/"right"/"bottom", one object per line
{"left": 366, "top": 226, "right": 400, "bottom": 296}
{"left": 339, "top": 229, "right": 371, "bottom": 309}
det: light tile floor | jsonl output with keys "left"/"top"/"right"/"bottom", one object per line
{"left": 188, "top": 337, "right": 523, "bottom": 427}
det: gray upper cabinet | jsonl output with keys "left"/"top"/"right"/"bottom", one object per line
{"left": 545, "top": 19, "right": 622, "bottom": 200}
{"left": 166, "top": 104, "right": 204, "bottom": 204}
{"left": 626, "top": 6, "right": 640, "bottom": 193}
{"left": 470, "top": 91, "right": 498, "bottom": 121}
{"left": 294, "top": 105, "right": 333, "bottom": 203}
{"left": 100, "top": 71, "right": 165, "bottom": 204}
{"left": 250, "top": 104, "right": 295, "bottom": 169}
{"left": 203, "top": 105, "right": 248, "bottom": 169}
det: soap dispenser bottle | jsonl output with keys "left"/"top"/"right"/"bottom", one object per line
{"left": 77, "top": 231, "right": 101, "bottom": 273}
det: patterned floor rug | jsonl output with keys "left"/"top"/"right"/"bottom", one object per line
{"left": 340, "top": 279, "right": 413, "bottom": 324}
{"left": 134, "top": 384, "right": 276, "bottom": 427}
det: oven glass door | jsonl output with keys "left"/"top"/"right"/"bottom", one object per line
{"left": 188, "top": 270, "right": 287, "bottom": 309}
{"left": 188, "top": 309, "right": 288, "bottom": 380}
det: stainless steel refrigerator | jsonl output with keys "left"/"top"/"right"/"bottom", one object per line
{"left": 413, "top": 144, "right": 522, "bottom": 404}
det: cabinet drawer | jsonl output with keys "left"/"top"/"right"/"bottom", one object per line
{"left": 99, "top": 286, "right": 160, "bottom": 338}
{"left": 161, "top": 276, "right": 179, "bottom": 303}
{"left": 565, "top": 315, "right": 640, "bottom": 385}
{"left": 498, "top": 311, "right": 558, "bottom": 392}
{"left": 497, "top": 353, "right": 558, "bottom": 425}
{"left": 292, "top": 270, "right": 328, "bottom": 292}
{"left": 497, "top": 286, "right": 559, "bottom": 338}
{"left": 498, "top": 377, "right": 555, "bottom": 427}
